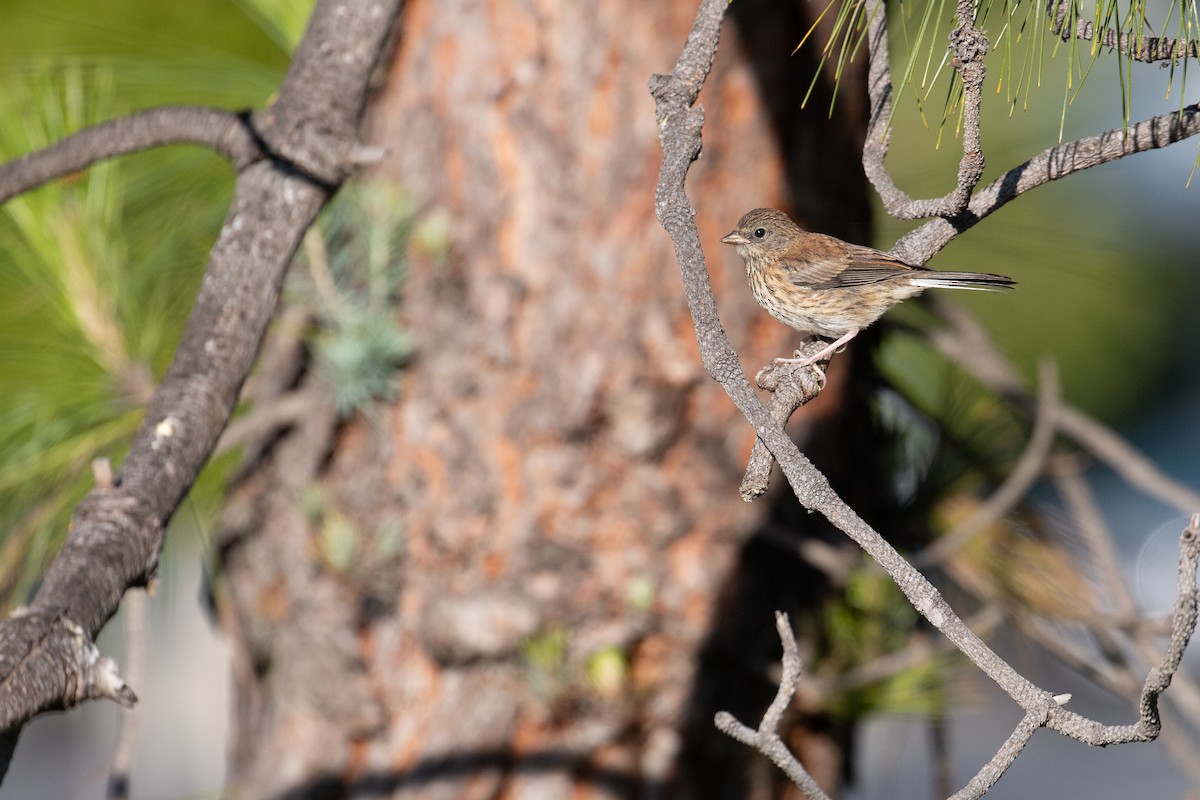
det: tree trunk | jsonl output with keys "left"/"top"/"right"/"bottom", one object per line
{"left": 216, "top": 1, "right": 871, "bottom": 797}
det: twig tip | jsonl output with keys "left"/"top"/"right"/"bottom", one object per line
{"left": 91, "top": 458, "right": 115, "bottom": 491}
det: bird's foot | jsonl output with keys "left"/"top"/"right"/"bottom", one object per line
{"left": 771, "top": 354, "right": 827, "bottom": 388}
{"left": 774, "top": 350, "right": 820, "bottom": 367}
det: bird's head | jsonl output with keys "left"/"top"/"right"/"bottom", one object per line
{"left": 720, "top": 208, "right": 802, "bottom": 258}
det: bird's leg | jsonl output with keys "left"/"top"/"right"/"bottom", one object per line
{"left": 774, "top": 328, "right": 860, "bottom": 367}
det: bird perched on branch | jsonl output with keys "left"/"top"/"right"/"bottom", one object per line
{"left": 722, "top": 208, "right": 1014, "bottom": 370}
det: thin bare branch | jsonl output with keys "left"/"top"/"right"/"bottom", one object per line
{"left": 655, "top": 0, "right": 1200, "bottom": 793}
{"left": 1053, "top": 466, "right": 1200, "bottom": 777}
{"left": 1137, "top": 517, "right": 1200, "bottom": 726}
{"left": 1049, "top": 0, "right": 1200, "bottom": 62}
{"left": 740, "top": 340, "right": 828, "bottom": 501}
{"left": 862, "top": 0, "right": 988, "bottom": 220}
{"left": 894, "top": 104, "right": 1200, "bottom": 263}
{"left": 0, "top": 106, "right": 260, "bottom": 204}
{"left": 950, "top": 706, "right": 1050, "bottom": 800}
{"left": 1042, "top": 516, "right": 1200, "bottom": 744}
{"left": 714, "top": 613, "right": 833, "bottom": 800}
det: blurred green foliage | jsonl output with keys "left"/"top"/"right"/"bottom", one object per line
{"left": 0, "top": 0, "right": 310, "bottom": 607}
{"left": 822, "top": 570, "right": 955, "bottom": 719}
{"left": 875, "top": 93, "right": 1196, "bottom": 425}
{"left": 811, "top": 0, "right": 1200, "bottom": 136}
{"left": 792, "top": 0, "right": 1200, "bottom": 427}
{"left": 801, "top": 0, "right": 1200, "bottom": 728}
{"left": 522, "top": 627, "right": 571, "bottom": 700}
{"left": 868, "top": 0, "right": 1200, "bottom": 424}
{"left": 296, "top": 181, "right": 417, "bottom": 417}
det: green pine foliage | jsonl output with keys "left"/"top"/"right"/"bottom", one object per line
{"left": 0, "top": 0, "right": 305, "bottom": 608}
{"left": 804, "top": 0, "right": 1200, "bottom": 138}
{"left": 0, "top": 66, "right": 153, "bottom": 605}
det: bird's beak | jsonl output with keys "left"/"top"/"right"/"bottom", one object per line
{"left": 721, "top": 231, "right": 747, "bottom": 245}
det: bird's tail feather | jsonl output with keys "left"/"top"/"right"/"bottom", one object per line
{"left": 910, "top": 271, "right": 1016, "bottom": 291}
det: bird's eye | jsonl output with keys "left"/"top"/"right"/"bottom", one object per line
{"left": 752, "top": 227, "right": 767, "bottom": 239}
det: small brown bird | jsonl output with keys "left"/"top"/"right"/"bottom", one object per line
{"left": 722, "top": 208, "right": 1014, "bottom": 368}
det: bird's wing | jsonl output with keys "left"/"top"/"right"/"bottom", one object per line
{"left": 780, "top": 238, "right": 915, "bottom": 290}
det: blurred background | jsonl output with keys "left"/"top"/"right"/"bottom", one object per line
{"left": 1, "top": 0, "right": 1199, "bottom": 796}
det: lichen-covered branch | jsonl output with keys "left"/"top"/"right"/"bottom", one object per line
{"left": 0, "top": 0, "right": 404, "bottom": 777}
{"left": 1049, "top": 0, "right": 1200, "bottom": 62}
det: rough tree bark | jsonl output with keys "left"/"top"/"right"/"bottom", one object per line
{"left": 216, "top": 2, "right": 872, "bottom": 798}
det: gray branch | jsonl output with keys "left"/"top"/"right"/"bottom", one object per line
{"left": 862, "top": 0, "right": 988, "bottom": 220}
{"left": 714, "top": 614, "right": 832, "bottom": 800}
{"left": 895, "top": 103, "right": 1200, "bottom": 264}
{"left": 652, "top": 1, "right": 1200, "bottom": 796}
{"left": 0, "top": 106, "right": 261, "bottom": 204}
{"left": 739, "top": 340, "right": 829, "bottom": 501}
{"left": 861, "top": 0, "right": 1200, "bottom": 266}
{"left": 1049, "top": 0, "right": 1200, "bottom": 62}
{"left": 0, "top": 0, "right": 403, "bottom": 779}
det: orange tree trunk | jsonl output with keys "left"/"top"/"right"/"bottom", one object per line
{"left": 216, "top": 1, "right": 871, "bottom": 797}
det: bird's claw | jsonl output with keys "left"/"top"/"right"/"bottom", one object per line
{"left": 771, "top": 354, "right": 827, "bottom": 389}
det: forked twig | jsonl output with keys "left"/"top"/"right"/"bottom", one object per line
{"left": 652, "top": 1, "right": 1200, "bottom": 796}
{"left": 714, "top": 613, "right": 832, "bottom": 800}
